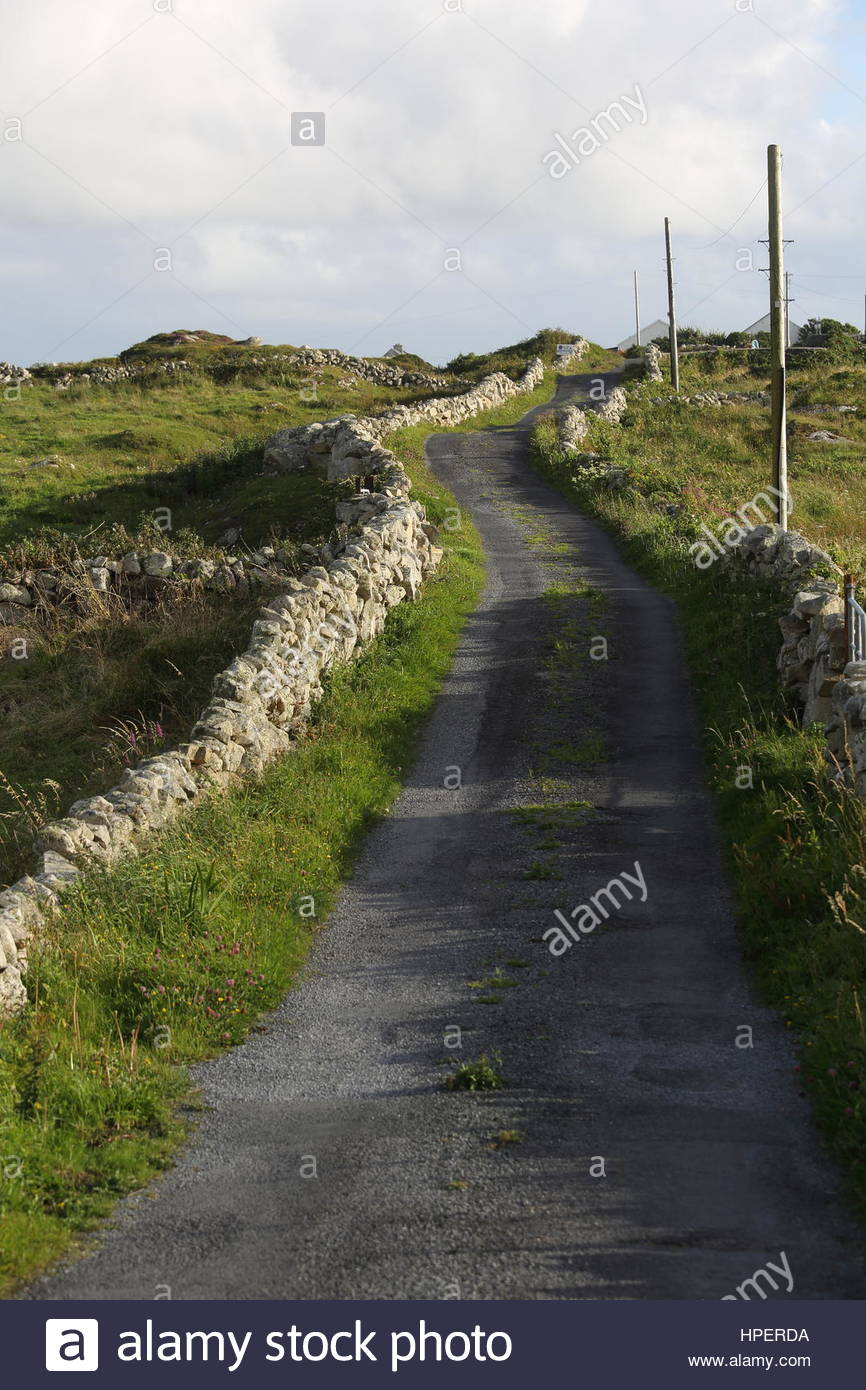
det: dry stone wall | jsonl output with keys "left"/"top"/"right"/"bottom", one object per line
{"left": 644, "top": 344, "right": 664, "bottom": 382}
{"left": 263, "top": 357, "right": 544, "bottom": 483}
{"left": 0, "top": 356, "right": 546, "bottom": 1018}
{"left": 719, "top": 525, "right": 844, "bottom": 728}
{"left": 555, "top": 385, "right": 629, "bottom": 460}
{"left": 650, "top": 388, "right": 770, "bottom": 408}
{"left": 0, "top": 545, "right": 308, "bottom": 629}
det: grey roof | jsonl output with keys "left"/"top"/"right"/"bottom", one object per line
{"left": 614, "top": 319, "right": 670, "bottom": 351}
{"left": 743, "top": 313, "right": 803, "bottom": 338}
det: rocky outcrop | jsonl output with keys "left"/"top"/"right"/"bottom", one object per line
{"left": 0, "top": 357, "right": 549, "bottom": 1017}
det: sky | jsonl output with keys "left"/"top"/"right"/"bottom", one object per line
{"left": 1, "top": 0, "right": 865, "bottom": 366}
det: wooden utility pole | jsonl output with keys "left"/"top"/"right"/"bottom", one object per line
{"left": 633, "top": 270, "right": 641, "bottom": 348}
{"left": 664, "top": 217, "right": 680, "bottom": 392}
{"left": 768, "top": 144, "right": 788, "bottom": 530}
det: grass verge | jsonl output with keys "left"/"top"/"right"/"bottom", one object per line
{"left": 531, "top": 415, "right": 866, "bottom": 1215}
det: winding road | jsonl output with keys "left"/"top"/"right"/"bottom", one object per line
{"left": 27, "top": 372, "right": 865, "bottom": 1301}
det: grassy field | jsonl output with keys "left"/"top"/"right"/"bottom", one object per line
{"left": 0, "top": 334, "right": 462, "bottom": 883}
{"left": 0, "top": 350, "right": 558, "bottom": 1296}
{"left": 0, "top": 345, "right": 450, "bottom": 547}
{"left": 0, "top": 336, "right": 564, "bottom": 882}
{"left": 606, "top": 349, "right": 866, "bottom": 571}
{"left": 531, "top": 370, "right": 866, "bottom": 1215}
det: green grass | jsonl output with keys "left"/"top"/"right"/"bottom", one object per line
{"left": 592, "top": 351, "right": 866, "bottom": 571}
{"left": 0, "top": 590, "right": 263, "bottom": 885}
{"left": 531, "top": 409, "right": 866, "bottom": 1215}
{"left": 0, "top": 347, "right": 462, "bottom": 885}
{"left": 0, "top": 355, "right": 452, "bottom": 547}
{"left": 445, "top": 1054, "right": 504, "bottom": 1091}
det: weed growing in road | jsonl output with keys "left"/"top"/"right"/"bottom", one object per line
{"left": 446, "top": 1054, "right": 504, "bottom": 1092}
{"left": 523, "top": 860, "right": 562, "bottom": 880}
{"left": 468, "top": 970, "right": 519, "bottom": 992}
{"left": 488, "top": 1130, "right": 524, "bottom": 1148}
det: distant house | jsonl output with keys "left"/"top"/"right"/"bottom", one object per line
{"left": 382, "top": 343, "right": 406, "bottom": 359}
{"left": 614, "top": 319, "right": 669, "bottom": 351}
{"left": 743, "top": 313, "right": 803, "bottom": 341}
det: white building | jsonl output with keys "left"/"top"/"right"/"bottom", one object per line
{"left": 743, "top": 313, "right": 803, "bottom": 341}
{"left": 614, "top": 319, "right": 670, "bottom": 351}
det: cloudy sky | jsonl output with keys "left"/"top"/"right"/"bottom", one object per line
{"left": 1, "top": 0, "right": 864, "bottom": 366}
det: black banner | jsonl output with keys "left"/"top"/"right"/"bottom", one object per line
{"left": 8, "top": 1299, "right": 862, "bottom": 1386}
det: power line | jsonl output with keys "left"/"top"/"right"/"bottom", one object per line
{"left": 687, "top": 177, "right": 768, "bottom": 252}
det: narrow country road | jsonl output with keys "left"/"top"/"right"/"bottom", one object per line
{"left": 26, "top": 373, "right": 865, "bottom": 1301}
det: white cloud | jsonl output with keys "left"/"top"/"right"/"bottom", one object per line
{"left": 0, "top": 0, "right": 861, "bottom": 362}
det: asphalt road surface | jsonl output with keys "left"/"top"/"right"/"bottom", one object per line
{"left": 26, "top": 372, "right": 865, "bottom": 1300}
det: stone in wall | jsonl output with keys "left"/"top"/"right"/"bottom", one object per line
{"left": 827, "top": 665, "right": 866, "bottom": 791}
{"left": 721, "top": 524, "right": 837, "bottom": 587}
{"left": 593, "top": 386, "right": 628, "bottom": 424}
{"left": 557, "top": 405, "right": 590, "bottom": 453}
{"left": 644, "top": 344, "right": 664, "bottom": 382}
{"left": 650, "top": 389, "right": 771, "bottom": 408}
{"left": 777, "top": 583, "right": 846, "bottom": 726}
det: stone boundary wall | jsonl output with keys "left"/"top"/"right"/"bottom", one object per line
{"left": 0, "top": 356, "right": 546, "bottom": 1017}
{"left": 555, "top": 339, "right": 589, "bottom": 368}
{"left": 644, "top": 343, "right": 664, "bottom": 382}
{"left": 0, "top": 546, "right": 306, "bottom": 629}
{"left": 718, "top": 525, "right": 844, "bottom": 728}
{"left": 718, "top": 526, "right": 866, "bottom": 793}
{"left": 263, "top": 357, "right": 545, "bottom": 482}
{"left": 7, "top": 349, "right": 448, "bottom": 394}
{"left": 555, "top": 384, "right": 629, "bottom": 457}
{"left": 651, "top": 388, "right": 770, "bottom": 408}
